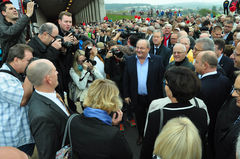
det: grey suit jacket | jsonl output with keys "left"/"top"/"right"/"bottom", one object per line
{"left": 28, "top": 91, "right": 69, "bottom": 159}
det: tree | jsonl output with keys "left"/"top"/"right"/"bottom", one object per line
{"left": 198, "top": 8, "right": 211, "bottom": 16}
{"left": 212, "top": 6, "right": 217, "bottom": 12}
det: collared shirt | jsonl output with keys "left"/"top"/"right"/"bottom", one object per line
{"left": 201, "top": 71, "right": 217, "bottom": 79}
{"left": 0, "top": 64, "right": 34, "bottom": 147}
{"left": 136, "top": 54, "right": 150, "bottom": 95}
{"left": 223, "top": 32, "right": 230, "bottom": 40}
{"left": 218, "top": 54, "right": 223, "bottom": 63}
{"left": 35, "top": 90, "right": 70, "bottom": 116}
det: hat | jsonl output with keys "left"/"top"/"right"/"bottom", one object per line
{"left": 97, "top": 42, "right": 105, "bottom": 49}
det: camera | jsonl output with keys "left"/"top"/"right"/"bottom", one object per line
{"left": 120, "top": 27, "right": 146, "bottom": 39}
{"left": 111, "top": 48, "right": 123, "bottom": 58}
{"left": 84, "top": 46, "right": 97, "bottom": 66}
{"left": 55, "top": 35, "right": 73, "bottom": 48}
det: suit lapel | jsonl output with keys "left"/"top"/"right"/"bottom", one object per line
{"left": 33, "top": 91, "right": 69, "bottom": 120}
{"left": 147, "top": 55, "right": 154, "bottom": 84}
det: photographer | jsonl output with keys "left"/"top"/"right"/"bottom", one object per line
{"left": 28, "top": 22, "right": 65, "bottom": 97}
{"left": 69, "top": 50, "right": 103, "bottom": 109}
{"left": 57, "top": 11, "right": 79, "bottom": 111}
{"left": 0, "top": 0, "right": 34, "bottom": 64}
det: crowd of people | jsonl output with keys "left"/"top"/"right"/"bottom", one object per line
{"left": 2, "top": 0, "right": 240, "bottom": 159}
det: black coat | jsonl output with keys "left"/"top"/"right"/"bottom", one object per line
{"left": 225, "top": 32, "right": 234, "bottom": 45}
{"left": 219, "top": 55, "right": 235, "bottom": 83}
{"left": 28, "top": 36, "right": 65, "bottom": 97}
{"left": 215, "top": 97, "right": 240, "bottom": 159}
{"left": 149, "top": 44, "right": 171, "bottom": 67}
{"left": 166, "top": 57, "right": 195, "bottom": 71}
{"left": 141, "top": 102, "right": 208, "bottom": 159}
{"left": 197, "top": 73, "right": 232, "bottom": 146}
{"left": 70, "top": 114, "right": 133, "bottom": 159}
{"left": 123, "top": 54, "right": 165, "bottom": 106}
{"left": 28, "top": 91, "right": 70, "bottom": 159}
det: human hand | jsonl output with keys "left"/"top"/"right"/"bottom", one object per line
{"left": 51, "top": 39, "right": 62, "bottom": 50}
{"left": 26, "top": 1, "right": 34, "bottom": 17}
{"left": 63, "top": 33, "right": 74, "bottom": 42}
{"left": 112, "top": 109, "right": 123, "bottom": 125}
{"left": 124, "top": 97, "right": 131, "bottom": 105}
{"left": 105, "top": 51, "right": 113, "bottom": 59}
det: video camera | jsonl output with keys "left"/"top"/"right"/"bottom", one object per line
{"left": 120, "top": 27, "right": 145, "bottom": 39}
{"left": 84, "top": 46, "right": 97, "bottom": 66}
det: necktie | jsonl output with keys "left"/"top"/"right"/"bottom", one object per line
{"left": 155, "top": 48, "right": 160, "bottom": 55}
{"left": 56, "top": 93, "right": 70, "bottom": 115}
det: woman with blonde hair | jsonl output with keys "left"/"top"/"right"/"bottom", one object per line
{"left": 70, "top": 79, "right": 133, "bottom": 159}
{"left": 153, "top": 117, "right": 202, "bottom": 159}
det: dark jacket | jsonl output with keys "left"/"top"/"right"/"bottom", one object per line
{"left": 215, "top": 97, "right": 240, "bottom": 159}
{"left": 149, "top": 44, "right": 171, "bottom": 68}
{"left": 123, "top": 54, "right": 165, "bottom": 106}
{"left": 28, "top": 91, "right": 70, "bottom": 159}
{"left": 225, "top": 32, "right": 234, "bottom": 45}
{"left": 166, "top": 57, "right": 195, "bottom": 71}
{"left": 197, "top": 72, "right": 232, "bottom": 149}
{"left": 0, "top": 15, "right": 30, "bottom": 63}
{"left": 141, "top": 102, "right": 208, "bottom": 159}
{"left": 28, "top": 36, "right": 65, "bottom": 97}
{"left": 70, "top": 114, "right": 133, "bottom": 159}
{"left": 219, "top": 55, "right": 235, "bottom": 83}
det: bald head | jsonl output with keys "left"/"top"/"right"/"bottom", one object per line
{"left": 200, "top": 33, "right": 210, "bottom": 38}
{"left": 178, "top": 31, "right": 188, "bottom": 38}
{"left": 39, "top": 22, "right": 58, "bottom": 35}
{"left": 26, "top": 59, "right": 54, "bottom": 87}
{"left": 0, "top": 147, "right": 28, "bottom": 159}
{"left": 199, "top": 51, "right": 218, "bottom": 68}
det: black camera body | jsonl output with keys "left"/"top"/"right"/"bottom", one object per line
{"left": 85, "top": 46, "right": 97, "bottom": 66}
{"left": 111, "top": 48, "right": 123, "bottom": 58}
{"left": 55, "top": 35, "right": 73, "bottom": 48}
{"left": 120, "top": 27, "right": 146, "bottom": 39}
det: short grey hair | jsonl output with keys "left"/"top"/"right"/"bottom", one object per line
{"left": 137, "top": 39, "right": 150, "bottom": 49}
{"left": 164, "top": 23, "right": 172, "bottom": 29}
{"left": 174, "top": 43, "right": 186, "bottom": 53}
{"left": 195, "top": 38, "right": 215, "bottom": 51}
{"left": 178, "top": 36, "right": 190, "bottom": 45}
{"left": 27, "top": 61, "right": 53, "bottom": 86}
{"left": 201, "top": 51, "right": 218, "bottom": 68}
{"left": 39, "top": 22, "right": 57, "bottom": 35}
{"left": 153, "top": 29, "right": 163, "bottom": 38}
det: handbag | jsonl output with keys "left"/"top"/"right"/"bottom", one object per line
{"left": 56, "top": 114, "right": 79, "bottom": 159}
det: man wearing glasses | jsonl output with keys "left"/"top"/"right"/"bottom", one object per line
{"left": 28, "top": 23, "right": 65, "bottom": 98}
{"left": 166, "top": 43, "right": 194, "bottom": 71}
{"left": 223, "top": 20, "right": 234, "bottom": 45}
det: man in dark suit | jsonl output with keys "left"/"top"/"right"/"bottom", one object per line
{"left": 223, "top": 20, "right": 234, "bottom": 45}
{"left": 123, "top": 39, "right": 165, "bottom": 145}
{"left": 214, "top": 38, "right": 234, "bottom": 83}
{"left": 195, "top": 51, "right": 232, "bottom": 158}
{"left": 26, "top": 59, "right": 71, "bottom": 159}
{"left": 149, "top": 30, "right": 172, "bottom": 67}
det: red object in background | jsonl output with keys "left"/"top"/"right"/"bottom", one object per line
{"left": 174, "top": 11, "right": 177, "bottom": 14}
{"left": 135, "top": 15, "right": 138, "bottom": 19}
{"left": 83, "top": 22, "right": 86, "bottom": 26}
{"left": 146, "top": 17, "right": 150, "bottom": 21}
{"left": 186, "top": 20, "right": 190, "bottom": 24}
{"left": 230, "top": 5, "right": 237, "bottom": 12}
{"left": 138, "top": 16, "right": 141, "bottom": 19}
{"left": 2, "top": 0, "right": 10, "bottom": 2}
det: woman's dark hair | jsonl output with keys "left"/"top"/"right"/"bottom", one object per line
{"left": 164, "top": 66, "right": 201, "bottom": 103}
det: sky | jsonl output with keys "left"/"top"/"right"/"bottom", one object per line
{"left": 104, "top": 0, "right": 221, "bottom": 5}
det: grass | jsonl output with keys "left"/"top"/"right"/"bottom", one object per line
{"left": 106, "top": 13, "right": 135, "bottom": 21}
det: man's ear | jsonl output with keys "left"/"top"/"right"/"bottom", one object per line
{"left": 1, "top": 11, "right": 6, "bottom": 16}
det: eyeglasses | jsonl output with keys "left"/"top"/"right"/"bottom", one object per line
{"left": 47, "top": 32, "right": 56, "bottom": 39}
{"left": 233, "top": 87, "right": 240, "bottom": 95}
{"left": 224, "top": 25, "right": 233, "bottom": 28}
{"left": 136, "top": 47, "right": 147, "bottom": 50}
{"left": 193, "top": 46, "right": 203, "bottom": 52}
{"left": 173, "top": 51, "right": 185, "bottom": 54}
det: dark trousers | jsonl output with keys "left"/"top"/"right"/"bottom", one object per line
{"left": 135, "top": 95, "right": 151, "bottom": 138}
{"left": 224, "top": 7, "right": 229, "bottom": 15}
{"left": 18, "top": 143, "right": 35, "bottom": 156}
